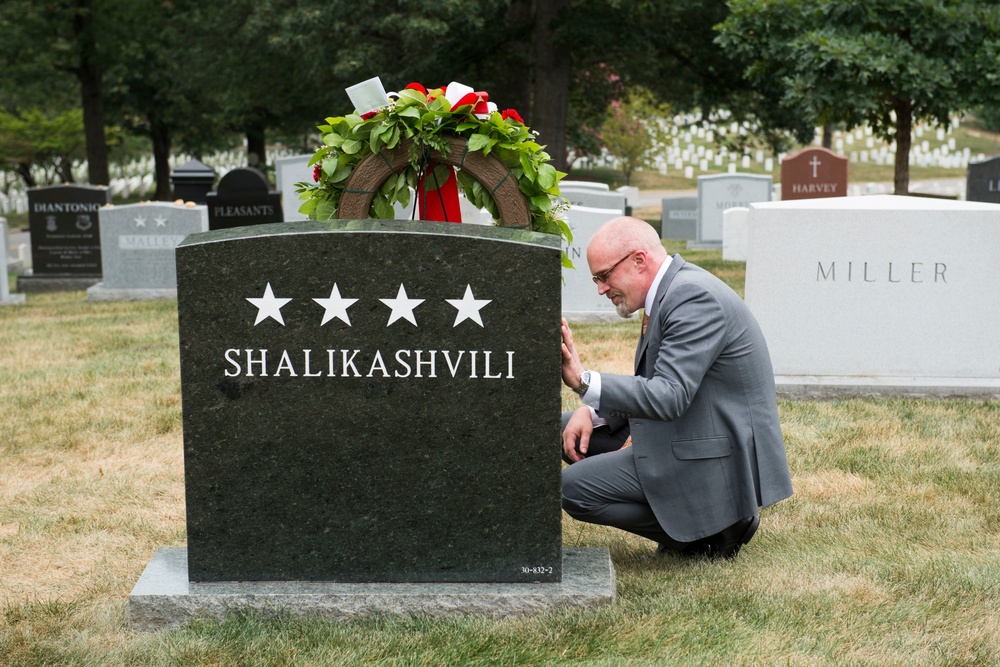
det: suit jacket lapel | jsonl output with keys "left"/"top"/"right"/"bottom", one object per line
{"left": 634, "top": 255, "right": 686, "bottom": 374}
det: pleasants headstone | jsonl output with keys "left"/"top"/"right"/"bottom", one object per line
{"left": 744, "top": 195, "right": 1000, "bottom": 398}
{"left": 562, "top": 206, "right": 624, "bottom": 321}
{"left": 86, "top": 201, "right": 209, "bottom": 301}
{"left": 129, "top": 219, "right": 614, "bottom": 629}
{"left": 965, "top": 155, "right": 1000, "bottom": 204}
{"left": 660, "top": 196, "right": 697, "bottom": 240}
{"left": 1, "top": 220, "right": 26, "bottom": 305}
{"left": 206, "top": 167, "right": 283, "bottom": 230}
{"left": 274, "top": 154, "right": 312, "bottom": 222}
{"left": 19, "top": 184, "right": 110, "bottom": 292}
{"left": 780, "top": 147, "right": 848, "bottom": 201}
{"left": 696, "top": 174, "right": 771, "bottom": 246}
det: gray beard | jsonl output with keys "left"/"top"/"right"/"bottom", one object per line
{"left": 616, "top": 299, "right": 634, "bottom": 318}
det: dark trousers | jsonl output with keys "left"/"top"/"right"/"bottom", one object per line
{"left": 560, "top": 411, "right": 688, "bottom": 550}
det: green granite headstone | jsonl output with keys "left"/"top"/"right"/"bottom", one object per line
{"left": 176, "top": 220, "right": 563, "bottom": 583}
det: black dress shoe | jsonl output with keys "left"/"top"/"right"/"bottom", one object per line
{"left": 699, "top": 515, "right": 760, "bottom": 560}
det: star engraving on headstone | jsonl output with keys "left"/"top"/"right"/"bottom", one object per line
{"left": 313, "top": 284, "right": 359, "bottom": 326}
{"left": 246, "top": 282, "right": 293, "bottom": 326}
{"left": 154, "top": 216, "right": 167, "bottom": 227}
{"left": 446, "top": 284, "right": 491, "bottom": 327}
{"left": 134, "top": 215, "right": 147, "bottom": 228}
{"left": 379, "top": 283, "right": 424, "bottom": 327}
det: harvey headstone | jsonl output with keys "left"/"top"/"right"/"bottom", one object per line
{"left": 562, "top": 206, "right": 624, "bottom": 321}
{"left": 20, "top": 184, "right": 110, "bottom": 292}
{"left": 274, "top": 154, "right": 312, "bottom": 222}
{"left": 128, "top": 220, "right": 615, "bottom": 628}
{"left": 86, "top": 201, "right": 209, "bottom": 301}
{"left": 1, "top": 220, "right": 26, "bottom": 305}
{"left": 660, "top": 196, "right": 697, "bottom": 240}
{"left": 696, "top": 173, "right": 771, "bottom": 246}
{"left": 780, "top": 147, "right": 848, "bottom": 201}
{"left": 744, "top": 195, "right": 1000, "bottom": 397}
{"left": 207, "top": 167, "right": 283, "bottom": 230}
{"left": 965, "top": 155, "right": 1000, "bottom": 204}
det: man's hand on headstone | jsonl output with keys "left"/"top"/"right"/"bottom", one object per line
{"left": 560, "top": 318, "right": 585, "bottom": 390}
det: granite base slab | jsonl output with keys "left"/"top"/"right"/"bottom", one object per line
{"left": 17, "top": 273, "right": 101, "bottom": 293}
{"left": 776, "top": 375, "right": 1000, "bottom": 400}
{"left": 129, "top": 546, "right": 616, "bottom": 632}
{"left": 1, "top": 294, "right": 26, "bottom": 306}
{"left": 86, "top": 283, "right": 177, "bottom": 302}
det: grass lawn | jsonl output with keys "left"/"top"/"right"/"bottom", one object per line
{"left": 0, "top": 254, "right": 998, "bottom": 666}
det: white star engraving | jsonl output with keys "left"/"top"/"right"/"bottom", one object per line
{"left": 246, "top": 282, "right": 292, "bottom": 326}
{"left": 313, "top": 284, "right": 358, "bottom": 326}
{"left": 446, "top": 284, "right": 491, "bottom": 327}
{"left": 379, "top": 283, "right": 424, "bottom": 327}
{"left": 134, "top": 216, "right": 147, "bottom": 228}
{"left": 154, "top": 216, "right": 167, "bottom": 227}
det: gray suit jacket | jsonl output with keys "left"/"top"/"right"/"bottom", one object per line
{"left": 599, "top": 255, "right": 793, "bottom": 542}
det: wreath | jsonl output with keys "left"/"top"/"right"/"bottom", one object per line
{"left": 295, "top": 81, "right": 573, "bottom": 265}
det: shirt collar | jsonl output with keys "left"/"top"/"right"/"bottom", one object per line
{"left": 644, "top": 255, "right": 672, "bottom": 315}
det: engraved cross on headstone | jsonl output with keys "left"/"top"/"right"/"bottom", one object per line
{"left": 809, "top": 156, "right": 822, "bottom": 178}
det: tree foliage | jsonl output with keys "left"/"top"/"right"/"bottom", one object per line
{"left": 717, "top": 0, "right": 1000, "bottom": 193}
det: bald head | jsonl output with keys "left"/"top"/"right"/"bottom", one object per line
{"left": 589, "top": 216, "right": 667, "bottom": 263}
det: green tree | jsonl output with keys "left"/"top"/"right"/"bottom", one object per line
{"left": 0, "top": 109, "right": 86, "bottom": 187}
{"left": 717, "top": 0, "right": 1000, "bottom": 194}
{"left": 598, "top": 88, "right": 671, "bottom": 185}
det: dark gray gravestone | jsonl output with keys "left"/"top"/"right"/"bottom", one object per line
{"left": 20, "top": 184, "right": 110, "bottom": 292}
{"left": 176, "top": 220, "right": 563, "bottom": 584}
{"left": 206, "top": 167, "right": 283, "bottom": 230}
{"left": 660, "top": 196, "right": 697, "bottom": 240}
{"left": 170, "top": 159, "right": 218, "bottom": 205}
{"left": 966, "top": 156, "right": 1000, "bottom": 204}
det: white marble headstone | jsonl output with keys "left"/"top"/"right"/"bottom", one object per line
{"left": 560, "top": 181, "right": 609, "bottom": 192}
{"left": 560, "top": 189, "right": 626, "bottom": 212}
{"left": 274, "top": 155, "right": 312, "bottom": 222}
{"left": 721, "top": 207, "right": 749, "bottom": 262}
{"left": 697, "top": 173, "right": 772, "bottom": 245}
{"left": 744, "top": 195, "right": 1000, "bottom": 397}
{"left": 87, "top": 202, "right": 209, "bottom": 301}
{"left": 562, "top": 206, "right": 624, "bottom": 321}
{"left": 1, "top": 221, "right": 26, "bottom": 305}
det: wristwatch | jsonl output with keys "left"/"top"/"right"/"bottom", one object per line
{"left": 573, "top": 370, "right": 591, "bottom": 396}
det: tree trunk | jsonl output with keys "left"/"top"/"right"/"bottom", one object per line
{"left": 822, "top": 122, "right": 833, "bottom": 149}
{"left": 16, "top": 163, "right": 37, "bottom": 189}
{"left": 73, "top": 0, "right": 109, "bottom": 186}
{"left": 246, "top": 126, "right": 266, "bottom": 171}
{"left": 893, "top": 98, "right": 913, "bottom": 195}
{"left": 151, "top": 120, "right": 173, "bottom": 200}
{"left": 531, "top": 0, "right": 571, "bottom": 172}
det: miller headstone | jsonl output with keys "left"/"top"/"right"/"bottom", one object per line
{"left": 206, "top": 167, "right": 283, "bottom": 230}
{"left": 1, "top": 220, "right": 26, "bottom": 305}
{"left": 129, "top": 219, "right": 614, "bottom": 629}
{"left": 780, "top": 147, "right": 848, "bottom": 201}
{"left": 965, "top": 155, "right": 1000, "bottom": 204}
{"left": 274, "top": 155, "right": 312, "bottom": 222}
{"left": 19, "top": 184, "right": 110, "bottom": 293}
{"left": 744, "top": 195, "right": 1000, "bottom": 398}
{"left": 562, "top": 206, "right": 625, "bottom": 322}
{"left": 660, "top": 196, "right": 698, "bottom": 240}
{"left": 696, "top": 174, "right": 771, "bottom": 247}
{"left": 86, "top": 201, "right": 209, "bottom": 301}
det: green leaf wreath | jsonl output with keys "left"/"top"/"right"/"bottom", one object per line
{"left": 295, "top": 82, "right": 573, "bottom": 262}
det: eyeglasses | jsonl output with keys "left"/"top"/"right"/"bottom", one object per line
{"left": 592, "top": 251, "right": 635, "bottom": 284}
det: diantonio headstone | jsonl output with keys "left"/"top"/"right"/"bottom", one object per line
{"left": 22, "top": 184, "right": 109, "bottom": 291}
{"left": 206, "top": 167, "right": 283, "bottom": 230}
{"left": 965, "top": 155, "right": 1000, "bottom": 204}
{"left": 176, "top": 220, "right": 563, "bottom": 584}
{"left": 780, "top": 147, "right": 848, "bottom": 201}
{"left": 87, "top": 201, "right": 209, "bottom": 301}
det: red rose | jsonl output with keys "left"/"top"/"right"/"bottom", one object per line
{"left": 404, "top": 82, "right": 427, "bottom": 95}
{"left": 313, "top": 164, "right": 322, "bottom": 182}
{"left": 501, "top": 108, "right": 524, "bottom": 124}
{"left": 360, "top": 110, "right": 378, "bottom": 120}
